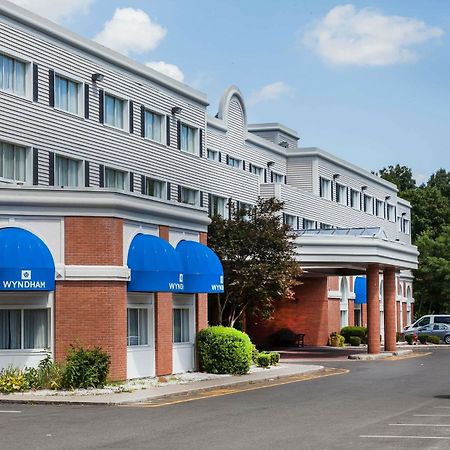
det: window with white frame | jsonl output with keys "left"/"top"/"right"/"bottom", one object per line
{"left": 272, "top": 172, "right": 284, "bottom": 184}
{"left": 227, "top": 156, "right": 242, "bottom": 169}
{"left": 104, "top": 167, "right": 126, "bottom": 190}
{"left": 209, "top": 194, "right": 226, "bottom": 217}
{"left": 180, "top": 123, "right": 197, "bottom": 154}
{"left": 54, "top": 155, "right": 80, "bottom": 187}
{"left": 376, "top": 199, "right": 385, "bottom": 218}
{"left": 0, "top": 309, "right": 49, "bottom": 350}
{"left": 350, "top": 189, "right": 360, "bottom": 210}
{"left": 144, "top": 177, "right": 166, "bottom": 199}
{"left": 284, "top": 214, "right": 296, "bottom": 229}
{"left": 180, "top": 186, "right": 199, "bottom": 206}
{"left": 54, "top": 74, "right": 81, "bottom": 115}
{"left": 397, "top": 216, "right": 402, "bottom": 232}
{"left": 173, "top": 308, "right": 190, "bottom": 343}
{"left": 144, "top": 110, "right": 163, "bottom": 143}
{"left": 0, "top": 53, "right": 27, "bottom": 97}
{"left": 320, "top": 177, "right": 332, "bottom": 200}
{"left": 104, "top": 93, "right": 126, "bottom": 129}
{"left": 363, "top": 195, "right": 373, "bottom": 214}
{"left": 336, "top": 183, "right": 347, "bottom": 205}
{"left": 250, "top": 165, "right": 264, "bottom": 181}
{"left": 403, "top": 218, "right": 410, "bottom": 235}
{"left": 207, "top": 149, "right": 219, "bottom": 161}
{"left": 387, "top": 204, "right": 396, "bottom": 222}
{"left": 0, "top": 142, "right": 26, "bottom": 182}
{"left": 303, "top": 219, "right": 316, "bottom": 229}
{"left": 127, "top": 308, "right": 149, "bottom": 346}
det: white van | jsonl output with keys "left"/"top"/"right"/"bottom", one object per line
{"left": 404, "top": 315, "right": 450, "bottom": 332}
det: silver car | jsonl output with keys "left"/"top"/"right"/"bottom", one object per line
{"left": 404, "top": 323, "right": 450, "bottom": 344}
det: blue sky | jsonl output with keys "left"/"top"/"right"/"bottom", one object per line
{"left": 11, "top": 0, "right": 450, "bottom": 182}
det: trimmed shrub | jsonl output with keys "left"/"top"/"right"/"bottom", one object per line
{"left": 198, "top": 326, "right": 253, "bottom": 375}
{"left": 418, "top": 334, "right": 429, "bottom": 345}
{"left": 0, "top": 367, "right": 29, "bottom": 393}
{"left": 62, "top": 345, "right": 111, "bottom": 389}
{"left": 405, "top": 334, "right": 414, "bottom": 345}
{"left": 349, "top": 336, "right": 361, "bottom": 347}
{"left": 340, "top": 326, "right": 367, "bottom": 343}
{"left": 427, "top": 335, "right": 440, "bottom": 345}
{"left": 271, "top": 328, "right": 297, "bottom": 347}
{"left": 251, "top": 344, "right": 259, "bottom": 364}
{"left": 269, "top": 351, "right": 280, "bottom": 365}
{"left": 256, "top": 352, "right": 272, "bottom": 368}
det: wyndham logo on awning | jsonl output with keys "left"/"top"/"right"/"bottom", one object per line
{"left": 1, "top": 269, "right": 48, "bottom": 290}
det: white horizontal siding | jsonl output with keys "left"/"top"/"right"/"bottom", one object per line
{"left": 286, "top": 156, "right": 314, "bottom": 192}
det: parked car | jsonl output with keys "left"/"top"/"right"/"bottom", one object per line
{"left": 403, "top": 315, "right": 450, "bottom": 332}
{"left": 404, "top": 323, "right": 450, "bottom": 344}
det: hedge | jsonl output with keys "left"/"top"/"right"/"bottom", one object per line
{"left": 340, "top": 326, "right": 367, "bottom": 343}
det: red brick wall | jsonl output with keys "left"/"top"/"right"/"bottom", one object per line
{"left": 327, "top": 276, "right": 339, "bottom": 291}
{"left": 362, "top": 304, "right": 367, "bottom": 327}
{"left": 155, "top": 292, "right": 173, "bottom": 376}
{"left": 65, "top": 217, "right": 123, "bottom": 265}
{"left": 199, "top": 232, "right": 207, "bottom": 245}
{"left": 396, "top": 301, "right": 401, "bottom": 332}
{"left": 402, "top": 304, "right": 407, "bottom": 330}
{"left": 348, "top": 299, "right": 355, "bottom": 327}
{"left": 196, "top": 293, "right": 208, "bottom": 332}
{"left": 328, "top": 299, "right": 341, "bottom": 335}
{"left": 248, "top": 277, "right": 329, "bottom": 347}
{"left": 54, "top": 281, "right": 127, "bottom": 381}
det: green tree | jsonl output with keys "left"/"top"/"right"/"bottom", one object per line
{"left": 427, "top": 168, "right": 450, "bottom": 200}
{"left": 377, "top": 164, "right": 416, "bottom": 194}
{"left": 208, "top": 197, "right": 302, "bottom": 327}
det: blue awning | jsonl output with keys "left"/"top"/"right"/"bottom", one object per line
{"left": 0, "top": 227, "right": 55, "bottom": 291}
{"left": 127, "top": 234, "right": 184, "bottom": 292}
{"left": 354, "top": 276, "right": 367, "bottom": 304}
{"left": 176, "top": 240, "right": 224, "bottom": 294}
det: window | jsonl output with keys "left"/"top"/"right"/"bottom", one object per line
{"left": 54, "top": 74, "right": 81, "bottom": 115}
{"left": 320, "top": 223, "right": 332, "bottom": 229}
{"left": 250, "top": 165, "right": 264, "bottom": 181}
{"left": 336, "top": 184, "right": 347, "bottom": 205}
{"left": 303, "top": 219, "right": 316, "bottom": 230}
{"left": 180, "top": 186, "right": 199, "bottom": 206}
{"left": 54, "top": 155, "right": 80, "bottom": 187}
{"left": 207, "top": 149, "right": 219, "bottom": 161}
{"left": 320, "top": 177, "right": 332, "bottom": 200}
{"left": 376, "top": 200, "right": 385, "bottom": 218}
{"left": 387, "top": 204, "right": 395, "bottom": 222}
{"left": 209, "top": 195, "right": 226, "bottom": 217}
{"left": 227, "top": 156, "right": 242, "bottom": 169}
{"left": 144, "top": 110, "right": 163, "bottom": 142}
{"left": 350, "top": 189, "right": 360, "bottom": 210}
{"left": 180, "top": 123, "right": 197, "bottom": 154}
{"left": 363, "top": 195, "right": 373, "bottom": 214}
{"left": 173, "top": 308, "right": 190, "bottom": 343}
{"left": 104, "top": 93, "right": 126, "bottom": 129}
{"left": 0, "top": 53, "right": 26, "bottom": 97}
{"left": 127, "top": 308, "right": 148, "bottom": 346}
{"left": 272, "top": 172, "right": 284, "bottom": 184}
{"left": 284, "top": 214, "right": 296, "bottom": 229}
{"left": 403, "top": 218, "right": 410, "bottom": 235}
{"left": 104, "top": 167, "right": 126, "bottom": 190}
{"left": 144, "top": 177, "right": 166, "bottom": 199}
{"left": 0, "top": 142, "right": 26, "bottom": 182}
{"left": 0, "top": 309, "right": 49, "bottom": 350}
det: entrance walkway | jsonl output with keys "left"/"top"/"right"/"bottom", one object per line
{"left": 277, "top": 346, "right": 368, "bottom": 362}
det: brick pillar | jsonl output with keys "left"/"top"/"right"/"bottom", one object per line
{"left": 383, "top": 267, "right": 397, "bottom": 352}
{"left": 196, "top": 293, "right": 208, "bottom": 333}
{"left": 410, "top": 302, "right": 414, "bottom": 325}
{"left": 396, "top": 301, "right": 401, "bottom": 332}
{"left": 367, "top": 264, "right": 381, "bottom": 354}
{"left": 155, "top": 292, "right": 173, "bottom": 376}
{"left": 348, "top": 299, "right": 355, "bottom": 327}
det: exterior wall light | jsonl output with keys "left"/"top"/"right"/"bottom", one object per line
{"left": 279, "top": 141, "right": 289, "bottom": 148}
{"left": 171, "top": 106, "right": 182, "bottom": 115}
{"left": 333, "top": 173, "right": 341, "bottom": 179}
{"left": 91, "top": 73, "right": 105, "bottom": 82}
{"left": 267, "top": 161, "right": 275, "bottom": 167}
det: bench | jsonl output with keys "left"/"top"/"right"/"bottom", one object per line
{"left": 296, "top": 333, "right": 305, "bottom": 348}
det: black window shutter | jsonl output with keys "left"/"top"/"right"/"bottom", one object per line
{"left": 284, "top": 175, "right": 287, "bottom": 184}
{"left": 32, "top": 148, "right": 39, "bottom": 185}
{"left": 141, "top": 175, "right": 146, "bottom": 194}
{"left": 235, "top": 200, "right": 240, "bottom": 212}
{"left": 129, "top": 172, "right": 134, "bottom": 192}
{"left": 226, "top": 154, "right": 229, "bottom": 165}
{"left": 248, "top": 163, "right": 252, "bottom": 172}
{"left": 33, "top": 64, "right": 39, "bottom": 102}
{"left": 200, "top": 191, "right": 204, "bottom": 207}
{"left": 199, "top": 129, "right": 203, "bottom": 157}
{"left": 270, "top": 171, "right": 274, "bottom": 183}
{"left": 303, "top": 218, "right": 307, "bottom": 229}
{"left": 208, "top": 193, "right": 212, "bottom": 215}
{"left": 319, "top": 177, "right": 323, "bottom": 197}
{"left": 48, "top": 69, "right": 54, "bottom": 107}
{"left": 98, "top": 89, "right": 104, "bottom": 124}
{"left": 264, "top": 169, "right": 267, "bottom": 183}
{"left": 346, "top": 187, "right": 350, "bottom": 206}
{"left": 99, "top": 164, "right": 104, "bottom": 187}
{"left": 178, "top": 185, "right": 182, "bottom": 202}
{"left": 84, "top": 161, "right": 90, "bottom": 187}
{"left": 297, "top": 217, "right": 300, "bottom": 230}
{"left": 84, "top": 84, "right": 90, "bottom": 119}
{"left": 218, "top": 152, "right": 222, "bottom": 163}
{"left": 282, "top": 213, "right": 286, "bottom": 224}
{"left": 166, "top": 115, "right": 171, "bottom": 146}
{"left": 177, "top": 120, "right": 181, "bottom": 150}
{"left": 361, "top": 193, "right": 364, "bottom": 211}
{"left": 228, "top": 198, "right": 233, "bottom": 219}
{"left": 373, "top": 198, "right": 376, "bottom": 215}
{"left": 141, "top": 106, "right": 146, "bottom": 138}
{"left": 242, "top": 160, "right": 246, "bottom": 171}
{"left": 331, "top": 180, "right": 334, "bottom": 201}
{"left": 48, "top": 152, "right": 54, "bottom": 186}
{"left": 167, "top": 182, "right": 171, "bottom": 200}
{"left": 129, "top": 101, "right": 134, "bottom": 134}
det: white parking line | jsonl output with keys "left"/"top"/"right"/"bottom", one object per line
{"left": 360, "top": 435, "right": 450, "bottom": 440}
{"left": 389, "top": 423, "right": 450, "bottom": 427}
{"left": 0, "top": 410, "right": 21, "bottom": 414}
{"left": 414, "top": 414, "right": 450, "bottom": 417}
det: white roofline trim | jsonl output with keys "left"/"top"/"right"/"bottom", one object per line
{"left": 248, "top": 122, "right": 299, "bottom": 140}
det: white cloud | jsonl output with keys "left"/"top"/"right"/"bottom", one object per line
{"left": 94, "top": 8, "right": 166, "bottom": 56}
{"left": 248, "top": 82, "right": 292, "bottom": 106}
{"left": 9, "top": 0, "right": 93, "bottom": 22}
{"left": 303, "top": 4, "right": 443, "bottom": 66}
{"left": 145, "top": 61, "right": 184, "bottom": 82}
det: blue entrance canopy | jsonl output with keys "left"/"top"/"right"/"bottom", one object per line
{"left": 127, "top": 234, "right": 184, "bottom": 292}
{"left": 0, "top": 227, "right": 55, "bottom": 291}
{"left": 354, "top": 276, "right": 367, "bottom": 305}
{"left": 175, "top": 240, "right": 224, "bottom": 294}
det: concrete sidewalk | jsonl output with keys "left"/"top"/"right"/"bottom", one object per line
{"left": 0, "top": 363, "right": 324, "bottom": 406}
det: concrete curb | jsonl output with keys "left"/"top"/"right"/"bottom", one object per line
{"left": 348, "top": 349, "right": 413, "bottom": 360}
{"left": 0, "top": 364, "right": 325, "bottom": 406}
